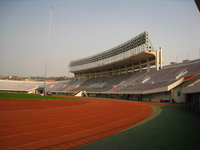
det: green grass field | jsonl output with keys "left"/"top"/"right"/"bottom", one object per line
{"left": 75, "top": 105, "right": 200, "bottom": 150}
{"left": 0, "top": 92, "right": 79, "bottom": 101}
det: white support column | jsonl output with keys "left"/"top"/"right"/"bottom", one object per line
{"left": 159, "top": 47, "right": 163, "bottom": 69}
{"left": 156, "top": 50, "right": 159, "bottom": 71}
{"left": 147, "top": 59, "right": 151, "bottom": 72}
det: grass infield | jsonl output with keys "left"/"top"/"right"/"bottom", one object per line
{"left": 0, "top": 92, "right": 80, "bottom": 101}
{"left": 75, "top": 105, "right": 200, "bottom": 150}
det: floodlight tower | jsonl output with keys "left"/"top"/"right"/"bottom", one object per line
{"left": 43, "top": 7, "right": 53, "bottom": 102}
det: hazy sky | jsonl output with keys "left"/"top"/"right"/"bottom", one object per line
{"left": 0, "top": 0, "right": 199, "bottom": 77}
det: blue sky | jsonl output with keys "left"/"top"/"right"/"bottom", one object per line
{"left": 0, "top": 0, "right": 199, "bottom": 77}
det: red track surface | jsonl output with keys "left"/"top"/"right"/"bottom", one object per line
{"left": 0, "top": 97, "right": 166, "bottom": 150}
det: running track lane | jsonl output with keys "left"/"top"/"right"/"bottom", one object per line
{"left": 0, "top": 97, "right": 163, "bottom": 150}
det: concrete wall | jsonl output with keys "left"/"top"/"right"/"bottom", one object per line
{"left": 172, "top": 84, "right": 185, "bottom": 103}
{"left": 143, "top": 92, "right": 170, "bottom": 102}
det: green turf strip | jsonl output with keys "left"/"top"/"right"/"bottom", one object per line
{"left": 0, "top": 93, "right": 80, "bottom": 101}
{"left": 75, "top": 105, "right": 200, "bottom": 150}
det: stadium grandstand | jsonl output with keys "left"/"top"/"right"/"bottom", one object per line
{"left": 69, "top": 31, "right": 163, "bottom": 79}
{"left": 0, "top": 80, "right": 70, "bottom": 94}
{"left": 0, "top": 31, "right": 200, "bottom": 110}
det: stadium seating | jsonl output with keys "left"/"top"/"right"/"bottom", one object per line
{"left": 45, "top": 81, "right": 71, "bottom": 91}
{"left": 62, "top": 80, "right": 85, "bottom": 92}
{"left": 0, "top": 80, "right": 71, "bottom": 93}
{"left": 0, "top": 80, "right": 43, "bottom": 91}
{"left": 1, "top": 59, "right": 200, "bottom": 97}
{"left": 69, "top": 74, "right": 132, "bottom": 93}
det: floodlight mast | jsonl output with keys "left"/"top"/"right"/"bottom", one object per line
{"left": 43, "top": 7, "right": 53, "bottom": 102}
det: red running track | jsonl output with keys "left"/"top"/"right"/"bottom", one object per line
{"left": 0, "top": 97, "right": 166, "bottom": 150}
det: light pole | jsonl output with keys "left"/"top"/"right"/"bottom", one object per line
{"left": 43, "top": 7, "right": 53, "bottom": 102}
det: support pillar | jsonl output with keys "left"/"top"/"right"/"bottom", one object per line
{"left": 159, "top": 47, "right": 163, "bottom": 69}
{"left": 147, "top": 59, "right": 150, "bottom": 72}
{"left": 139, "top": 61, "right": 142, "bottom": 72}
{"left": 95, "top": 72, "right": 97, "bottom": 79}
{"left": 90, "top": 72, "right": 92, "bottom": 79}
{"left": 132, "top": 65, "right": 135, "bottom": 73}
{"left": 156, "top": 50, "right": 159, "bottom": 71}
{"left": 112, "top": 68, "right": 115, "bottom": 76}
{"left": 125, "top": 65, "right": 128, "bottom": 74}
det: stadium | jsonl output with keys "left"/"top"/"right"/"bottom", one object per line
{"left": 1, "top": 31, "right": 200, "bottom": 105}
{"left": 0, "top": 29, "right": 200, "bottom": 149}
